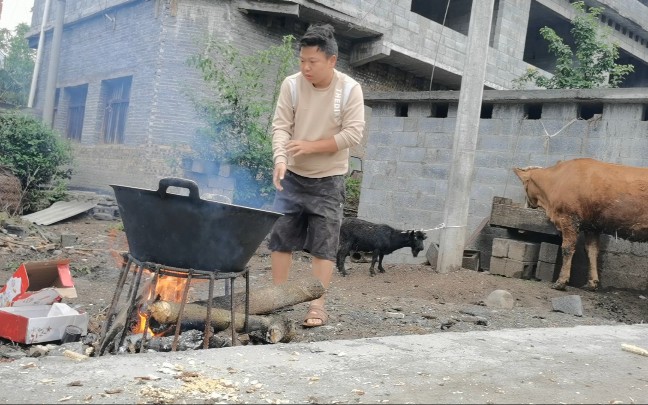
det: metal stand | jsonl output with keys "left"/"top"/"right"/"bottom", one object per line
{"left": 98, "top": 253, "right": 249, "bottom": 355}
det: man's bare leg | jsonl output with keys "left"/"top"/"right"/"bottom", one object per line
{"left": 304, "top": 257, "right": 334, "bottom": 326}
{"left": 271, "top": 251, "right": 292, "bottom": 285}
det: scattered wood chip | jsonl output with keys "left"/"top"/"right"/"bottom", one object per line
{"left": 621, "top": 343, "right": 648, "bottom": 357}
{"left": 63, "top": 350, "right": 88, "bottom": 361}
{"left": 104, "top": 388, "right": 123, "bottom": 395}
{"left": 67, "top": 380, "right": 83, "bottom": 387}
{"left": 134, "top": 375, "right": 161, "bottom": 381}
{"left": 57, "top": 396, "right": 73, "bottom": 402}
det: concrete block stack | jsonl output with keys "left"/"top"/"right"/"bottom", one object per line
{"left": 490, "top": 238, "right": 540, "bottom": 279}
{"left": 535, "top": 242, "right": 560, "bottom": 282}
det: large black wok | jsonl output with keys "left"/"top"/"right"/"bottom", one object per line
{"left": 110, "top": 178, "right": 282, "bottom": 273}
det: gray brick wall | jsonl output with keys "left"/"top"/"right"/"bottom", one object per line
{"left": 360, "top": 90, "right": 648, "bottom": 268}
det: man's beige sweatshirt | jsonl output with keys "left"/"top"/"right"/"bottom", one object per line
{"left": 272, "top": 69, "right": 365, "bottom": 178}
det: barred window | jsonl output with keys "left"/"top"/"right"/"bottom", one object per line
{"left": 101, "top": 76, "right": 132, "bottom": 144}
{"left": 65, "top": 84, "right": 88, "bottom": 141}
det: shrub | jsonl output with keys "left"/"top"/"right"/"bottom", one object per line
{"left": 0, "top": 112, "right": 73, "bottom": 212}
{"left": 513, "top": 1, "right": 634, "bottom": 89}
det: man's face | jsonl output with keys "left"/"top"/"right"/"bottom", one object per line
{"left": 299, "top": 45, "right": 337, "bottom": 88}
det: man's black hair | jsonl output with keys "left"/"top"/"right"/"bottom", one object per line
{"left": 299, "top": 23, "right": 338, "bottom": 57}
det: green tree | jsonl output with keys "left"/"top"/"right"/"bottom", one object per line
{"left": 0, "top": 112, "right": 73, "bottom": 213}
{"left": 0, "top": 23, "right": 35, "bottom": 106}
{"left": 188, "top": 35, "right": 297, "bottom": 207}
{"left": 513, "top": 1, "right": 634, "bottom": 89}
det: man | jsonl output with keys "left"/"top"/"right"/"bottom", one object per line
{"left": 269, "top": 23, "right": 365, "bottom": 327}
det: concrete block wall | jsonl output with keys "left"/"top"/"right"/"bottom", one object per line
{"left": 599, "top": 235, "right": 648, "bottom": 291}
{"left": 359, "top": 90, "right": 648, "bottom": 278}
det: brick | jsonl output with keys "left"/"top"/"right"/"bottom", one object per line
{"left": 507, "top": 240, "right": 540, "bottom": 262}
{"left": 504, "top": 258, "right": 536, "bottom": 280}
{"left": 489, "top": 256, "right": 507, "bottom": 276}
{"left": 491, "top": 238, "right": 509, "bottom": 258}
{"left": 462, "top": 250, "right": 480, "bottom": 271}
{"left": 491, "top": 256, "right": 536, "bottom": 279}
{"left": 535, "top": 261, "right": 558, "bottom": 282}
{"left": 538, "top": 242, "right": 560, "bottom": 264}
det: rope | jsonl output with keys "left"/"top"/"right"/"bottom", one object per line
{"left": 420, "top": 223, "right": 466, "bottom": 233}
{"left": 540, "top": 117, "right": 579, "bottom": 140}
{"left": 428, "top": 0, "right": 452, "bottom": 109}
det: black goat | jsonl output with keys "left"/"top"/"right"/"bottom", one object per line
{"left": 336, "top": 217, "right": 427, "bottom": 276}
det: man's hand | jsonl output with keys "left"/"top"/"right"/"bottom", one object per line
{"left": 286, "top": 140, "right": 315, "bottom": 157}
{"left": 273, "top": 162, "right": 287, "bottom": 191}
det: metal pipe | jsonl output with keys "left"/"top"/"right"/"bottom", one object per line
{"left": 27, "top": 0, "right": 52, "bottom": 108}
{"left": 42, "top": 0, "right": 65, "bottom": 127}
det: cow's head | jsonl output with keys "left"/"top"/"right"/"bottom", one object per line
{"left": 408, "top": 230, "right": 427, "bottom": 257}
{"left": 513, "top": 166, "right": 542, "bottom": 208}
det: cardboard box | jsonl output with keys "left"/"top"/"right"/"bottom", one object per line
{"left": 0, "top": 260, "right": 76, "bottom": 307}
{"left": 0, "top": 303, "right": 88, "bottom": 344}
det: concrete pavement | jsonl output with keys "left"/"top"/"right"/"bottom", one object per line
{"left": 0, "top": 324, "right": 647, "bottom": 404}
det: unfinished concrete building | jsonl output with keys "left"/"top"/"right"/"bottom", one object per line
{"left": 23, "top": 0, "right": 648, "bottom": 195}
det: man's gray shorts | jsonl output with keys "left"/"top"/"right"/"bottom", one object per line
{"left": 268, "top": 170, "right": 345, "bottom": 261}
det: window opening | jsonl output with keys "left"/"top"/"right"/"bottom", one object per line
{"left": 65, "top": 84, "right": 88, "bottom": 141}
{"left": 102, "top": 76, "right": 132, "bottom": 144}
{"left": 578, "top": 103, "right": 603, "bottom": 120}
{"left": 480, "top": 103, "right": 493, "bottom": 119}
{"left": 524, "top": 104, "right": 542, "bottom": 120}
{"left": 430, "top": 103, "right": 449, "bottom": 118}
{"left": 396, "top": 103, "right": 409, "bottom": 117}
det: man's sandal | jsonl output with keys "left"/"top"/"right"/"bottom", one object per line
{"left": 303, "top": 304, "right": 329, "bottom": 328}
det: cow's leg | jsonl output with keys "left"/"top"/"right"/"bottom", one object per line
{"left": 336, "top": 245, "right": 350, "bottom": 276}
{"left": 378, "top": 253, "right": 386, "bottom": 273}
{"left": 369, "top": 253, "right": 378, "bottom": 276}
{"left": 553, "top": 219, "right": 579, "bottom": 290}
{"left": 583, "top": 231, "right": 600, "bottom": 291}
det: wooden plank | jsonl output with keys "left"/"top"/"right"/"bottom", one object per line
{"left": 489, "top": 198, "right": 559, "bottom": 236}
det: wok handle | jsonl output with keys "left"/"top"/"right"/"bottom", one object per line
{"left": 157, "top": 177, "right": 200, "bottom": 200}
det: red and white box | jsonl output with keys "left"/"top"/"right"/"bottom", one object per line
{"left": 0, "top": 259, "right": 77, "bottom": 307}
{"left": 0, "top": 303, "right": 88, "bottom": 344}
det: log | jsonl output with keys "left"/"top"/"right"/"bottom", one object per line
{"left": 193, "top": 276, "right": 325, "bottom": 315}
{"left": 149, "top": 301, "right": 295, "bottom": 343}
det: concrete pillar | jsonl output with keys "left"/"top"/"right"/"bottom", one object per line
{"left": 42, "top": 0, "right": 65, "bottom": 127}
{"left": 490, "top": 0, "right": 531, "bottom": 59}
{"left": 437, "top": 0, "right": 495, "bottom": 273}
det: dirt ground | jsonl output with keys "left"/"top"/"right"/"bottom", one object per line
{"left": 1, "top": 212, "right": 647, "bottom": 352}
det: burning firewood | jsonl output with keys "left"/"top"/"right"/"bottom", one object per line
{"left": 149, "top": 301, "right": 295, "bottom": 344}
{"left": 192, "top": 276, "right": 326, "bottom": 315}
{"left": 97, "top": 276, "right": 322, "bottom": 354}
{"left": 147, "top": 277, "right": 325, "bottom": 344}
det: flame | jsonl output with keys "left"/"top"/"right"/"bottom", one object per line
{"left": 132, "top": 272, "right": 189, "bottom": 336}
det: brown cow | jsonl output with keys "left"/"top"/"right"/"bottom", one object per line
{"left": 513, "top": 158, "right": 648, "bottom": 290}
